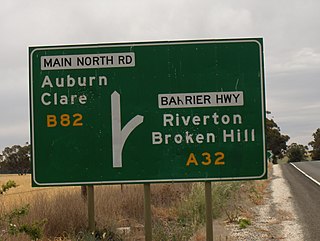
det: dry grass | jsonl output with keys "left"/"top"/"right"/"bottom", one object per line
{"left": 0, "top": 175, "right": 192, "bottom": 240}
{"left": 0, "top": 172, "right": 270, "bottom": 241}
{"left": 0, "top": 174, "right": 78, "bottom": 209}
{"left": 1, "top": 175, "right": 86, "bottom": 240}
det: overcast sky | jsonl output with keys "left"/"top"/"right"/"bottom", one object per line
{"left": 0, "top": 0, "right": 319, "bottom": 151}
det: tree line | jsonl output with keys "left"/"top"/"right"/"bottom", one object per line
{"left": 0, "top": 144, "right": 31, "bottom": 174}
{"left": 266, "top": 117, "right": 320, "bottom": 163}
{"left": 1, "top": 123, "right": 320, "bottom": 173}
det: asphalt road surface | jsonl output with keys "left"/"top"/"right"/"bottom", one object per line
{"left": 281, "top": 161, "right": 320, "bottom": 241}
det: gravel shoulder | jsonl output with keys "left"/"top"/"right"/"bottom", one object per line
{"left": 226, "top": 164, "right": 305, "bottom": 241}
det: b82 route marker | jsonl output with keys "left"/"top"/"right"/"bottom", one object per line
{"left": 29, "top": 38, "right": 266, "bottom": 186}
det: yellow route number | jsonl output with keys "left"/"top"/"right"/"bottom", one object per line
{"left": 47, "top": 113, "right": 83, "bottom": 127}
{"left": 186, "top": 152, "right": 225, "bottom": 166}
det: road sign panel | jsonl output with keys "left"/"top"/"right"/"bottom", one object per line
{"left": 29, "top": 38, "right": 266, "bottom": 186}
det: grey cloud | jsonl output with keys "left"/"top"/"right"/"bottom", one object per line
{"left": 1, "top": 0, "right": 320, "bottom": 150}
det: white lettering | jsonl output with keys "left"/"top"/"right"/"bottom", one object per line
{"left": 152, "top": 132, "right": 163, "bottom": 144}
{"left": 67, "top": 75, "right": 75, "bottom": 87}
{"left": 221, "top": 115, "right": 230, "bottom": 125}
{"left": 174, "top": 134, "right": 183, "bottom": 144}
{"left": 40, "top": 93, "right": 88, "bottom": 106}
{"left": 41, "top": 75, "right": 108, "bottom": 88}
{"left": 163, "top": 114, "right": 174, "bottom": 126}
{"left": 196, "top": 134, "right": 204, "bottom": 143}
{"left": 151, "top": 131, "right": 216, "bottom": 145}
{"left": 192, "top": 116, "right": 201, "bottom": 125}
{"left": 162, "top": 113, "right": 243, "bottom": 127}
{"left": 41, "top": 76, "right": 53, "bottom": 88}
{"left": 41, "top": 93, "right": 51, "bottom": 105}
{"left": 223, "top": 130, "right": 234, "bottom": 142}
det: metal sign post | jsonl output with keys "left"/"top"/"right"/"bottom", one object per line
{"left": 87, "top": 185, "right": 95, "bottom": 232}
{"left": 205, "top": 182, "right": 213, "bottom": 241}
{"left": 144, "top": 183, "right": 152, "bottom": 241}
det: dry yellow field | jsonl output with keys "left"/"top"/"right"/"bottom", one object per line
{"left": 0, "top": 174, "right": 146, "bottom": 239}
{"left": 0, "top": 174, "right": 79, "bottom": 210}
{"left": 1, "top": 174, "right": 252, "bottom": 240}
{"left": 0, "top": 174, "right": 79, "bottom": 193}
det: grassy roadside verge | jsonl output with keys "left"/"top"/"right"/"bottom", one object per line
{"left": 0, "top": 174, "right": 269, "bottom": 241}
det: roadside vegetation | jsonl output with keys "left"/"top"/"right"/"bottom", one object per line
{"left": 266, "top": 113, "right": 320, "bottom": 163}
{"left": 286, "top": 143, "right": 308, "bottom": 162}
{"left": 1, "top": 117, "right": 319, "bottom": 240}
{"left": 309, "top": 128, "right": 320, "bottom": 160}
{"left": 0, "top": 174, "right": 269, "bottom": 241}
{"left": 265, "top": 117, "right": 290, "bottom": 164}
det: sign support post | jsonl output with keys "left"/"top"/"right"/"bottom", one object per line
{"left": 87, "top": 185, "right": 95, "bottom": 232}
{"left": 205, "top": 181, "right": 213, "bottom": 241}
{"left": 144, "top": 183, "right": 152, "bottom": 241}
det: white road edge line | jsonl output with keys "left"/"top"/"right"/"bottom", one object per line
{"left": 290, "top": 163, "right": 320, "bottom": 186}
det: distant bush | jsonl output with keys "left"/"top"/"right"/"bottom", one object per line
{"left": 239, "top": 218, "right": 251, "bottom": 229}
{"left": 0, "top": 204, "right": 47, "bottom": 240}
{"left": 287, "top": 143, "right": 307, "bottom": 162}
{"left": 0, "top": 180, "right": 48, "bottom": 240}
{"left": 0, "top": 180, "right": 17, "bottom": 194}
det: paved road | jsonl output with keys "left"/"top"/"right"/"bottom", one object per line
{"left": 291, "top": 160, "right": 320, "bottom": 184}
{"left": 281, "top": 161, "right": 320, "bottom": 241}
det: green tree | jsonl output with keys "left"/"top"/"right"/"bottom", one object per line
{"left": 0, "top": 144, "right": 31, "bottom": 174}
{"left": 286, "top": 143, "right": 307, "bottom": 162}
{"left": 266, "top": 118, "right": 290, "bottom": 163}
{"left": 309, "top": 128, "right": 320, "bottom": 160}
{"left": 0, "top": 180, "right": 17, "bottom": 194}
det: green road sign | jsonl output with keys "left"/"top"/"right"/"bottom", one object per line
{"left": 29, "top": 38, "right": 266, "bottom": 186}
{"left": 267, "top": 150, "right": 273, "bottom": 160}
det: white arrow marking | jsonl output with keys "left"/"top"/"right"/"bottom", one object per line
{"left": 111, "top": 91, "right": 144, "bottom": 168}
